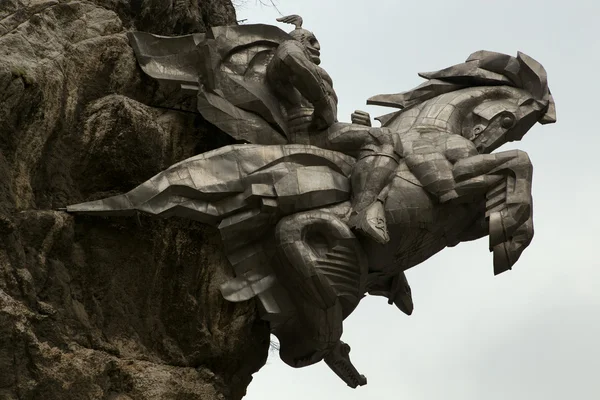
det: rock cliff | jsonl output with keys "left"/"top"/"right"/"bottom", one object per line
{"left": 0, "top": 1, "right": 270, "bottom": 399}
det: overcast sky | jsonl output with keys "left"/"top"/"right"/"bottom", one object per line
{"left": 235, "top": 1, "right": 600, "bottom": 399}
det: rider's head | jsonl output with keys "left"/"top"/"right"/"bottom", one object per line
{"left": 277, "top": 15, "right": 321, "bottom": 65}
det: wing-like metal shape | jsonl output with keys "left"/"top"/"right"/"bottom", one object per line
{"left": 127, "top": 31, "right": 205, "bottom": 87}
{"left": 66, "top": 144, "right": 354, "bottom": 225}
{"left": 66, "top": 143, "right": 356, "bottom": 326}
{"left": 198, "top": 24, "right": 292, "bottom": 141}
{"left": 129, "top": 25, "right": 293, "bottom": 145}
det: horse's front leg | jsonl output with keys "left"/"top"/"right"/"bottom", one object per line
{"left": 452, "top": 150, "right": 534, "bottom": 274}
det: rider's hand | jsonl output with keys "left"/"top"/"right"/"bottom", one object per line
{"left": 351, "top": 110, "right": 371, "bottom": 127}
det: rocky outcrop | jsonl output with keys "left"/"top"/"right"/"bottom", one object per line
{"left": 0, "top": 1, "right": 270, "bottom": 399}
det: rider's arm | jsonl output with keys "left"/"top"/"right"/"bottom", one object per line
{"left": 279, "top": 42, "right": 337, "bottom": 126}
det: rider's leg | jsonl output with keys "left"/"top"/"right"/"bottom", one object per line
{"left": 318, "top": 124, "right": 400, "bottom": 244}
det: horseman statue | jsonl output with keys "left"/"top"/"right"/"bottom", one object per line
{"left": 64, "top": 15, "right": 556, "bottom": 388}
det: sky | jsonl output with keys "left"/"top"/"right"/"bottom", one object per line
{"left": 234, "top": 1, "right": 600, "bottom": 399}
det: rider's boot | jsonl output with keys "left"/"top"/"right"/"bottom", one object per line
{"left": 348, "top": 200, "right": 389, "bottom": 244}
{"left": 347, "top": 153, "right": 398, "bottom": 244}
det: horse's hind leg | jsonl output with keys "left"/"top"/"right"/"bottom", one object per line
{"left": 272, "top": 210, "right": 368, "bottom": 387}
{"left": 452, "top": 150, "right": 534, "bottom": 273}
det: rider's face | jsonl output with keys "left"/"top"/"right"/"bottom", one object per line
{"left": 291, "top": 29, "right": 322, "bottom": 65}
{"left": 304, "top": 33, "right": 321, "bottom": 65}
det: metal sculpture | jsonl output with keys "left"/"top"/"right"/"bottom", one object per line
{"left": 65, "top": 15, "right": 556, "bottom": 388}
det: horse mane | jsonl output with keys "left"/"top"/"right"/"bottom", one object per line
{"left": 368, "top": 51, "right": 556, "bottom": 125}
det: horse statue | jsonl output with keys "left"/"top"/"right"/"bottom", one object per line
{"left": 64, "top": 18, "right": 556, "bottom": 388}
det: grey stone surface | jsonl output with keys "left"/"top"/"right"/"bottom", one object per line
{"left": 66, "top": 14, "right": 556, "bottom": 391}
{"left": 0, "top": 1, "right": 269, "bottom": 400}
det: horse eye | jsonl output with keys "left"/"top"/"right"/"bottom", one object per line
{"left": 500, "top": 115, "right": 515, "bottom": 129}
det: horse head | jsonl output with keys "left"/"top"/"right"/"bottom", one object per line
{"left": 369, "top": 51, "right": 556, "bottom": 153}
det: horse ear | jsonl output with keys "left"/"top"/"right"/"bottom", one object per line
{"left": 516, "top": 52, "right": 548, "bottom": 101}
{"left": 515, "top": 52, "right": 554, "bottom": 124}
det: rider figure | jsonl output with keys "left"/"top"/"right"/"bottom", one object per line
{"left": 267, "top": 15, "right": 401, "bottom": 244}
